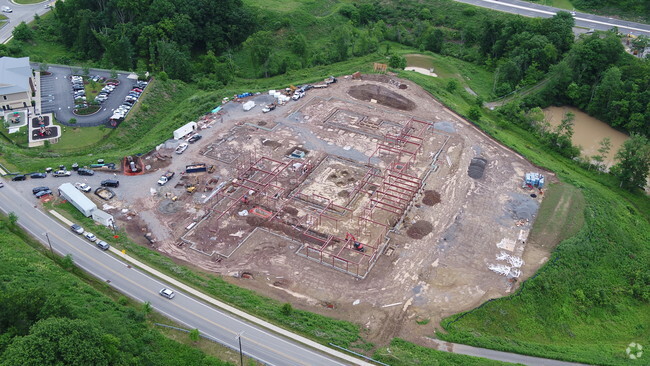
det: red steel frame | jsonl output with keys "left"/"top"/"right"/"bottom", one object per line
{"left": 212, "top": 155, "right": 290, "bottom": 221}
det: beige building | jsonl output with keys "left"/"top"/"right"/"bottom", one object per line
{"left": 0, "top": 57, "right": 35, "bottom": 111}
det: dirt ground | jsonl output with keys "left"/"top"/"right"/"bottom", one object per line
{"left": 106, "top": 74, "right": 553, "bottom": 348}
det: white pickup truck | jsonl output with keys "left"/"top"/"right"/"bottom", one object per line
{"left": 157, "top": 171, "right": 175, "bottom": 186}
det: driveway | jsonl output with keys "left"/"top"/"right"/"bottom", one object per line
{"left": 37, "top": 64, "right": 137, "bottom": 127}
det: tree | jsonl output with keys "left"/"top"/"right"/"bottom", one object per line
{"left": 1, "top": 318, "right": 120, "bottom": 366}
{"left": 12, "top": 22, "right": 34, "bottom": 41}
{"left": 189, "top": 328, "right": 200, "bottom": 342}
{"left": 244, "top": 31, "right": 273, "bottom": 77}
{"left": 39, "top": 63, "right": 49, "bottom": 73}
{"left": 388, "top": 54, "right": 406, "bottom": 69}
{"left": 8, "top": 212, "right": 18, "bottom": 227}
{"left": 556, "top": 111, "right": 575, "bottom": 139}
{"left": 142, "top": 301, "right": 152, "bottom": 316}
{"left": 280, "top": 303, "right": 293, "bottom": 316}
{"left": 422, "top": 27, "right": 444, "bottom": 53}
{"left": 591, "top": 137, "right": 611, "bottom": 170}
{"left": 446, "top": 79, "right": 458, "bottom": 93}
{"left": 610, "top": 133, "right": 650, "bottom": 190}
{"left": 468, "top": 106, "right": 482, "bottom": 121}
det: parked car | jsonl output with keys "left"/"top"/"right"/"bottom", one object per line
{"left": 0, "top": 182, "right": 4, "bottom": 188}
{"left": 84, "top": 232, "right": 97, "bottom": 242}
{"left": 53, "top": 170, "right": 71, "bottom": 177}
{"left": 35, "top": 190, "right": 52, "bottom": 198}
{"left": 71, "top": 224, "right": 84, "bottom": 234}
{"left": 74, "top": 182, "right": 91, "bottom": 192}
{"left": 188, "top": 134, "right": 202, "bottom": 144}
{"left": 77, "top": 168, "right": 94, "bottom": 176}
{"left": 96, "top": 240, "right": 110, "bottom": 250}
{"left": 30, "top": 172, "right": 47, "bottom": 179}
{"left": 175, "top": 143, "right": 188, "bottom": 154}
{"left": 32, "top": 186, "right": 50, "bottom": 195}
{"left": 11, "top": 175, "right": 26, "bottom": 181}
{"left": 2, "top": 6, "right": 13, "bottom": 13}
{"left": 100, "top": 179, "right": 119, "bottom": 188}
{"left": 159, "top": 288, "right": 175, "bottom": 299}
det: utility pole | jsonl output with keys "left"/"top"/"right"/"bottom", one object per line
{"left": 235, "top": 331, "right": 244, "bottom": 366}
{"left": 44, "top": 232, "right": 53, "bottom": 254}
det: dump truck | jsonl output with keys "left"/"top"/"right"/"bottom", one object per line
{"left": 185, "top": 163, "right": 207, "bottom": 174}
{"left": 158, "top": 171, "right": 175, "bottom": 186}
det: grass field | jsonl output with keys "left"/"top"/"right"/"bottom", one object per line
{"left": 534, "top": 0, "right": 575, "bottom": 10}
{"left": 50, "top": 123, "right": 107, "bottom": 151}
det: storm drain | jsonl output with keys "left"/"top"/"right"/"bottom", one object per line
{"left": 467, "top": 157, "right": 487, "bottom": 179}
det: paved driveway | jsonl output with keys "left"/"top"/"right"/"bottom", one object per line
{"left": 37, "top": 64, "right": 137, "bottom": 127}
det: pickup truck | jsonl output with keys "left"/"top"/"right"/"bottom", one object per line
{"left": 158, "top": 171, "right": 175, "bottom": 186}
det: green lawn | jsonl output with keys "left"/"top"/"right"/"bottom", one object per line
{"left": 534, "top": 0, "right": 575, "bottom": 10}
{"left": 51, "top": 123, "right": 108, "bottom": 151}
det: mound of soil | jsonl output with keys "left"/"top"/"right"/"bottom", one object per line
{"left": 348, "top": 84, "right": 416, "bottom": 111}
{"left": 406, "top": 220, "right": 433, "bottom": 239}
{"left": 282, "top": 206, "right": 299, "bottom": 216}
{"left": 422, "top": 190, "right": 441, "bottom": 206}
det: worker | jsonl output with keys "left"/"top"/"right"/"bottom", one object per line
{"left": 242, "top": 195, "right": 249, "bottom": 204}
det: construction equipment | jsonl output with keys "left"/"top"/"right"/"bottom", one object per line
{"left": 186, "top": 163, "right": 207, "bottom": 174}
{"left": 186, "top": 185, "right": 196, "bottom": 193}
{"left": 346, "top": 232, "right": 365, "bottom": 252}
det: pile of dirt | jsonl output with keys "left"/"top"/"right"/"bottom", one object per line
{"left": 467, "top": 157, "right": 487, "bottom": 179}
{"left": 422, "top": 190, "right": 441, "bottom": 206}
{"left": 407, "top": 220, "right": 433, "bottom": 239}
{"left": 348, "top": 84, "right": 416, "bottom": 111}
{"left": 282, "top": 206, "right": 299, "bottom": 216}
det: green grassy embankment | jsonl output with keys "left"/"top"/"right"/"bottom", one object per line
{"left": 0, "top": 214, "right": 233, "bottom": 365}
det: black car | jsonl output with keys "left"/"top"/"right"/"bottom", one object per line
{"left": 101, "top": 179, "right": 119, "bottom": 188}
{"left": 30, "top": 172, "right": 47, "bottom": 179}
{"left": 11, "top": 175, "right": 26, "bottom": 181}
{"left": 35, "top": 190, "right": 52, "bottom": 198}
{"left": 32, "top": 186, "right": 50, "bottom": 195}
{"left": 77, "top": 168, "right": 94, "bottom": 176}
{"left": 188, "top": 134, "right": 202, "bottom": 143}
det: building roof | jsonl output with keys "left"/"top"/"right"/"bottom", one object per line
{"left": 58, "top": 182, "right": 97, "bottom": 213}
{"left": 0, "top": 57, "right": 32, "bottom": 95}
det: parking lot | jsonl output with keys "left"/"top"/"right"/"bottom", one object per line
{"left": 37, "top": 64, "right": 137, "bottom": 126}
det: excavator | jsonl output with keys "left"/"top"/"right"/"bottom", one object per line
{"left": 346, "top": 232, "right": 365, "bottom": 252}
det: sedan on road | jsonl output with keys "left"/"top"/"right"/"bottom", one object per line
{"left": 71, "top": 224, "right": 84, "bottom": 235}
{"left": 84, "top": 232, "right": 97, "bottom": 242}
{"left": 188, "top": 134, "right": 202, "bottom": 144}
{"left": 159, "top": 288, "right": 175, "bottom": 299}
{"left": 30, "top": 172, "right": 47, "bottom": 179}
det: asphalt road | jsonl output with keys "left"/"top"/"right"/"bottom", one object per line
{"left": 453, "top": 0, "right": 650, "bottom": 37}
{"left": 0, "top": 0, "right": 51, "bottom": 44}
{"left": 0, "top": 181, "right": 356, "bottom": 366}
{"left": 38, "top": 64, "right": 137, "bottom": 126}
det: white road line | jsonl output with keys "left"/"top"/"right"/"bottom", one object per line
{"left": 478, "top": 0, "right": 650, "bottom": 33}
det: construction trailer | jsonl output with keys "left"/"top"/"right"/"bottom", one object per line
{"left": 58, "top": 182, "right": 97, "bottom": 217}
{"left": 173, "top": 121, "right": 198, "bottom": 140}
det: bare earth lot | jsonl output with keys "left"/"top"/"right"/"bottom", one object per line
{"left": 29, "top": 74, "right": 554, "bottom": 347}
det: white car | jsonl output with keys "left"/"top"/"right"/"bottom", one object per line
{"left": 159, "top": 288, "right": 175, "bottom": 299}
{"left": 1, "top": 6, "right": 12, "bottom": 13}
{"left": 175, "top": 143, "right": 188, "bottom": 154}
{"left": 74, "top": 182, "right": 91, "bottom": 192}
{"left": 84, "top": 232, "right": 97, "bottom": 242}
{"left": 53, "top": 170, "right": 71, "bottom": 177}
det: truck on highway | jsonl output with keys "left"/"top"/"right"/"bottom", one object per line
{"left": 158, "top": 171, "right": 175, "bottom": 186}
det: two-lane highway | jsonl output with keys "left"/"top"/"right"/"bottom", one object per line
{"left": 453, "top": 0, "right": 650, "bottom": 37}
{"left": 0, "top": 181, "right": 359, "bottom": 366}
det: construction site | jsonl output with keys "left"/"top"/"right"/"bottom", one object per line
{"left": 109, "top": 73, "right": 551, "bottom": 344}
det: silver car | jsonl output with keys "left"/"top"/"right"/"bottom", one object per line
{"left": 159, "top": 288, "right": 175, "bottom": 299}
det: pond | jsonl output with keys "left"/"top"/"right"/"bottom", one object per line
{"left": 404, "top": 54, "right": 438, "bottom": 77}
{"left": 544, "top": 106, "right": 629, "bottom": 167}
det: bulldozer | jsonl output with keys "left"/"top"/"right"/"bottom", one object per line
{"left": 186, "top": 185, "right": 196, "bottom": 193}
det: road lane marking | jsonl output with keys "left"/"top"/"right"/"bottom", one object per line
{"left": 0, "top": 194, "right": 315, "bottom": 366}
